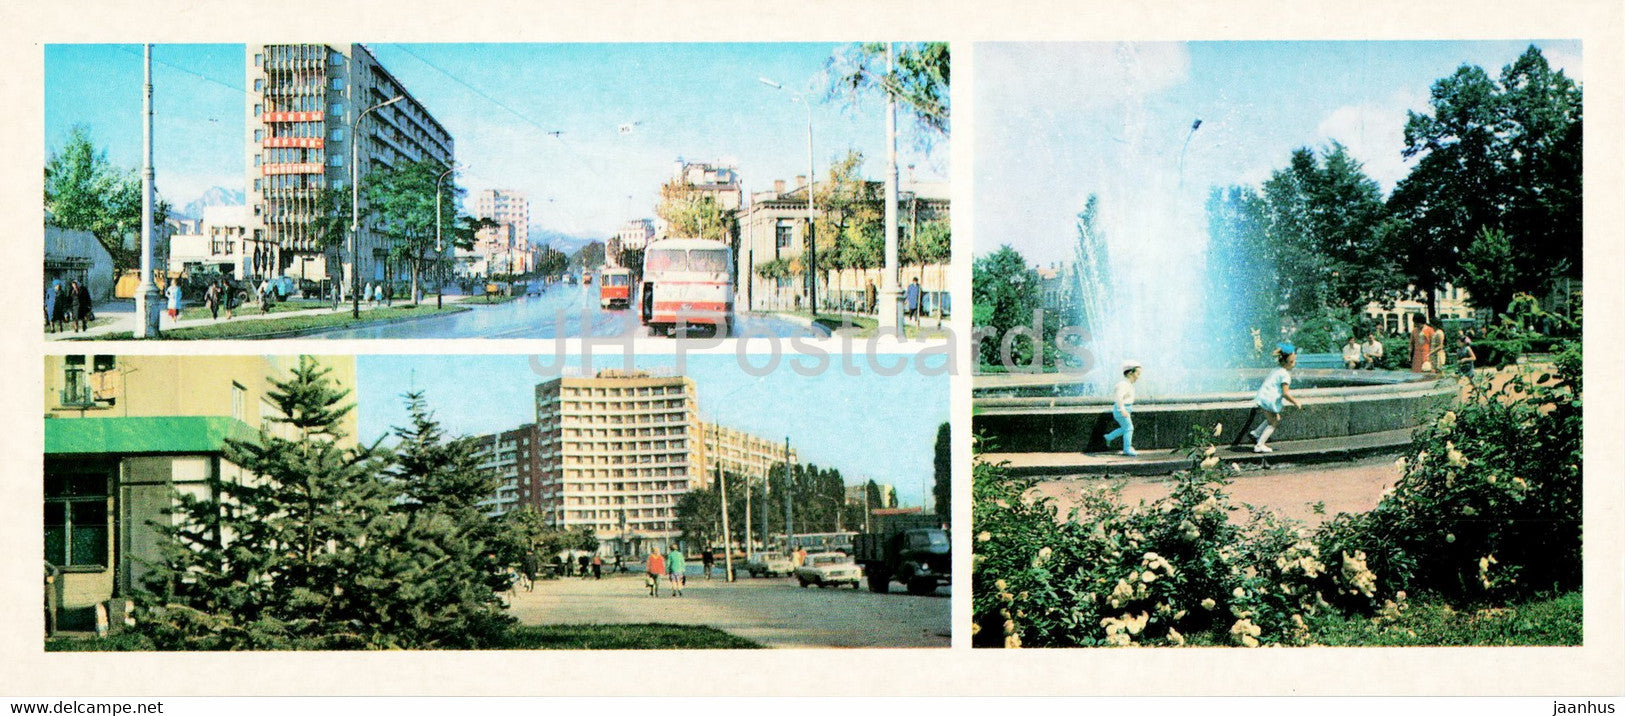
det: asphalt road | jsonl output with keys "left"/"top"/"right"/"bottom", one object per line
{"left": 305, "top": 284, "right": 815, "bottom": 339}
{"left": 506, "top": 571, "right": 950, "bottom": 648}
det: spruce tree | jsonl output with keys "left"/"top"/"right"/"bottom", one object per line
{"left": 139, "top": 356, "right": 394, "bottom": 649}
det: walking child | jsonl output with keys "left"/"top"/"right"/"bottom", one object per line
{"left": 1246, "top": 344, "right": 1303, "bottom": 453}
{"left": 1101, "top": 360, "right": 1142, "bottom": 456}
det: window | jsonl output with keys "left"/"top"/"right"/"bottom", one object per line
{"left": 231, "top": 382, "right": 246, "bottom": 422}
{"left": 330, "top": 77, "right": 344, "bottom": 90}
{"left": 330, "top": 179, "right": 345, "bottom": 190}
{"left": 329, "top": 154, "right": 343, "bottom": 167}
{"left": 329, "top": 127, "right": 345, "bottom": 142}
{"left": 254, "top": 129, "right": 264, "bottom": 142}
{"left": 254, "top": 104, "right": 262, "bottom": 117}
{"left": 329, "top": 102, "right": 345, "bottom": 117}
{"left": 254, "top": 53, "right": 263, "bottom": 67}
{"left": 775, "top": 219, "right": 794, "bottom": 250}
{"left": 253, "top": 155, "right": 261, "bottom": 167}
{"left": 44, "top": 464, "right": 110, "bottom": 568}
{"left": 329, "top": 51, "right": 343, "bottom": 66}
{"left": 253, "top": 78, "right": 264, "bottom": 91}
{"left": 253, "top": 179, "right": 262, "bottom": 192}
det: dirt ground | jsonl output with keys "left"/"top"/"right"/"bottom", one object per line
{"left": 1025, "top": 455, "right": 1403, "bottom": 527}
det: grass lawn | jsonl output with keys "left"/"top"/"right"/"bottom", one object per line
{"left": 777, "top": 311, "right": 951, "bottom": 340}
{"left": 46, "top": 623, "right": 761, "bottom": 651}
{"left": 468, "top": 293, "right": 524, "bottom": 306}
{"left": 1308, "top": 591, "right": 1582, "bottom": 646}
{"left": 179, "top": 301, "right": 311, "bottom": 321}
{"left": 490, "top": 623, "right": 762, "bottom": 649}
{"left": 90, "top": 305, "right": 469, "bottom": 341}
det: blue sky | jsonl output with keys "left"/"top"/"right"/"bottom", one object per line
{"left": 975, "top": 40, "right": 1583, "bottom": 265}
{"left": 354, "top": 353, "right": 950, "bottom": 509}
{"left": 45, "top": 43, "right": 946, "bottom": 237}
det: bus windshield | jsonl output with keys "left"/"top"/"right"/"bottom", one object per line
{"left": 646, "top": 248, "right": 730, "bottom": 274}
{"left": 605, "top": 274, "right": 630, "bottom": 286}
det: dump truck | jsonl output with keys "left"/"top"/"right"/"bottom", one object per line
{"left": 853, "top": 511, "right": 950, "bottom": 595}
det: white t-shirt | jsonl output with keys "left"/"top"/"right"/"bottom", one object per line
{"left": 1255, "top": 367, "right": 1292, "bottom": 412}
{"left": 1342, "top": 342, "right": 1361, "bottom": 362}
{"left": 1113, "top": 379, "right": 1136, "bottom": 409}
{"left": 1365, "top": 339, "right": 1384, "bottom": 359}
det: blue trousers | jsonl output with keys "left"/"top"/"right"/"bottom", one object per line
{"left": 1104, "top": 405, "right": 1133, "bottom": 450}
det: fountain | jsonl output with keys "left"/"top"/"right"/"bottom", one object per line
{"left": 974, "top": 113, "right": 1455, "bottom": 462}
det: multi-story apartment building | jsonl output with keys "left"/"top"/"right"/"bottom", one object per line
{"left": 697, "top": 421, "right": 796, "bottom": 490}
{"left": 536, "top": 370, "right": 701, "bottom": 556}
{"left": 244, "top": 43, "right": 454, "bottom": 293}
{"left": 42, "top": 355, "right": 356, "bottom": 630}
{"left": 466, "top": 370, "right": 797, "bottom": 556}
{"left": 469, "top": 423, "right": 550, "bottom": 518}
{"left": 474, "top": 189, "right": 531, "bottom": 275}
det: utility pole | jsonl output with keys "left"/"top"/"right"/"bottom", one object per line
{"left": 876, "top": 43, "right": 903, "bottom": 334}
{"left": 135, "top": 44, "right": 160, "bottom": 339}
{"left": 784, "top": 436, "right": 794, "bottom": 555}
{"left": 716, "top": 427, "right": 734, "bottom": 581}
{"left": 744, "top": 464, "right": 754, "bottom": 562}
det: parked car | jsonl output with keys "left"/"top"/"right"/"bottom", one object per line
{"left": 745, "top": 553, "right": 793, "bottom": 578}
{"left": 794, "top": 552, "right": 862, "bottom": 589}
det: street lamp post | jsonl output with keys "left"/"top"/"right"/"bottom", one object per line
{"left": 435, "top": 163, "right": 458, "bottom": 310}
{"left": 350, "top": 95, "right": 404, "bottom": 319}
{"left": 877, "top": 43, "right": 903, "bottom": 334}
{"left": 759, "top": 77, "right": 817, "bottom": 315}
{"left": 715, "top": 427, "right": 734, "bottom": 582}
{"left": 135, "top": 45, "right": 160, "bottom": 338}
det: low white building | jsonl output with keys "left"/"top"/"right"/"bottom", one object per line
{"left": 44, "top": 219, "right": 115, "bottom": 302}
{"left": 167, "top": 206, "right": 264, "bottom": 280}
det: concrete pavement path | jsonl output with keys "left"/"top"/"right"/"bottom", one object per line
{"left": 505, "top": 572, "right": 950, "bottom": 648}
{"left": 44, "top": 294, "right": 476, "bottom": 340}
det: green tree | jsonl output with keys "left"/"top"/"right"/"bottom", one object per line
{"left": 535, "top": 244, "right": 570, "bottom": 279}
{"left": 656, "top": 180, "right": 738, "bottom": 248}
{"left": 973, "top": 245, "right": 1045, "bottom": 369}
{"left": 44, "top": 126, "right": 169, "bottom": 276}
{"left": 137, "top": 357, "right": 398, "bottom": 649}
{"left": 362, "top": 160, "right": 466, "bottom": 304}
{"left": 569, "top": 241, "right": 606, "bottom": 273}
{"left": 932, "top": 422, "right": 951, "bottom": 521}
{"left": 1390, "top": 45, "right": 1581, "bottom": 319}
{"left": 826, "top": 42, "right": 950, "bottom": 138}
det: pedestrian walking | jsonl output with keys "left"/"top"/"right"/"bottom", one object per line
{"left": 364, "top": 282, "right": 375, "bottom": 308}
{"left": 792, "top": 546, "right": 808, "bottom": 568}
{"left": 374, "top": 282, "right": 384, "bottom": 307}
{"left": 222, "top": 279, "right": 237, "bottom": 320}
{"left": 1101, "top": 360, "right": 1142, "bottom": 456}
{"left": 591, "top": 554, "right": 602, "bottom": 580}
{"left": 577, "top": 553, "right": 591, "bottom": 579}
{"left": 666, "top": 545, "right": 686, "bottom": 597}
{"left": 864, "top": 280, "right": 877, "bottom": 314}
{"left": 53, "top": 280, "right": 71, "bottom": 333}
{"left": 646, "top": 549, "right": 666, "bottom": 597}
{"left": 68, "top": 280, "right": 88, "bottom": 332}
{"left": 615, "top": 554, "right": 624, "bottom": 573}
{"left": 1244, "top": 344, "right": 1303, "bottom": 454}
{"left": 521, "top": 550, "right": 539, "bottom": 592}
{"left": 45, "top": 281, "right": 61, "bottom": 333}
{"left": 1410, "top": 317, "right": 1433, "bottom": 372}
{"left": 205, "top": 281, "right": 222, "bottom": 320}
{"left": 701, "top": 548, "right": 715, "bottom": 580}
{"left": 1429, "top": 321, "right": 1447, "bottom": 375}
{"left": 905, "top": 277, "right": 922, "bottom": 325}
{"left": 164, "top": 280, "right": 183, "bottom": 321}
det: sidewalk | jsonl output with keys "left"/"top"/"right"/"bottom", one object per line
{"left": 45, "top": 294, "right": 475, "bottom": 340}
{"left": 983, "top": 427, "right": 1415, "bottom": 478}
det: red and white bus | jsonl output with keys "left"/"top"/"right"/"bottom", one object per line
{"left": 599, "top": 267, "right": 632, "bottom": 309}
{"left": 638, "top": 237, "right": 734, "bottom": 337}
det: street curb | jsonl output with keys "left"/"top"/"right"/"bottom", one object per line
{"left": 990, "top": 433, "right": 1413, "bottom": 479}
{"left": 69, "top": 305, "right": 472, "bottom": 341}
{"left": 741, "top": 312, "right": 832, "bottom": 337}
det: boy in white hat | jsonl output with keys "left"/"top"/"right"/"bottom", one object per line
{"left": 1103, "top": 360, "right": 1142, "bottom": 456}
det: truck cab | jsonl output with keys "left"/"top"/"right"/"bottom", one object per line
{"left": 854, "top": 521, "right": 951, "bottom": 595}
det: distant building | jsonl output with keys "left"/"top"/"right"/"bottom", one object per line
{"left": 166, "top": 206, "right": 268, "bottom": 281}
{"left": 656, "top": 160, "right": 742, "bottom": 241}
{"left": 1362, "top": 283, "right": 1482, "bottom": 335}
{"left": 465, "top": 370, "right": 792, "bottom": 557}
{"left": 608, "top": 218, "right": 655, "bottom": 267}
{"left": 245, "top": 43, "right": 455, "bottom": 292}
{"left": 43, "top": 355, "right": 357, "bottom": 630}
{"left": 474, "top": 189, "right": 531, "bottom": 275}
